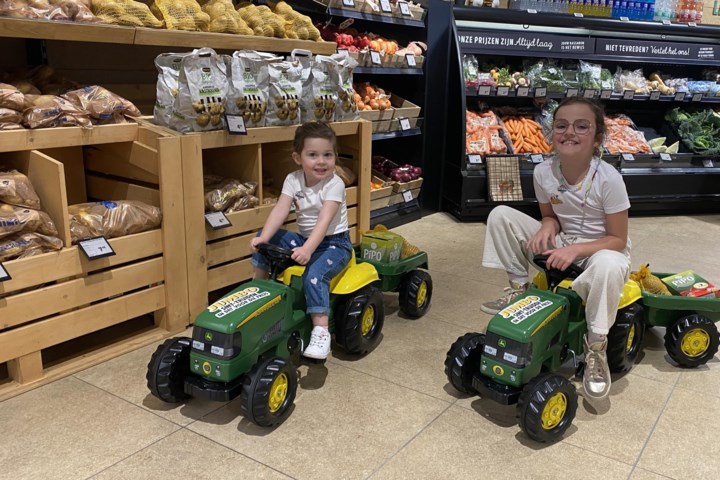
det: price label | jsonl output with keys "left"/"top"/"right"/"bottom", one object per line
{"left": 534, "top": 87, "right": 547, "bottom": 98}
{"left": 600, "top": 89, "right": 613, "bottom": 99}
{"left": 659, "top": 152, "right": 672, "bottom": 161}
{"left": 517, "top": 86, "right": 530, "bottom": 97}
{"left": 225, "top": 114, "right": 247, "bottom": 135}
{"left": 692, "top": 93, "right": 703, "bottom": 102}
{"left": 380, "top": 0, "right": 391, "bottom": 12}
{"left": 405, "top": 54, "right": 416, "bottom": 67}
{"left": 342, "top": 0, "right": 355, "bottom": 6}
{"left": 650, "top": 91, "right": 661, "bottom": 101}
{"left": 566, "top": 88, "right": 579, "bottom": 98}
{"left": 688, "top": 22, "right": 697, "bottom": 27}
{"left": 205, "top": 212, "right": 232, "bottom": 230}
{"left": 674, "top": 92, "right": 686, "bottom": 101}
{"left": 574, "top": 12, "right": 584, "bottom": 17}
{"left": 620, "top": 16, "right": 630, "bottom": 21}
{"left": 399, "top": 117, "right": 411, "bottom": 131}
{"left": 662, "top": 19, "right": 672, "bottom": 25}
{"left": 468, "top": 154, "right": 482, "bottom": 164}
{"left": 478, "top": 85, "right": 492, "bottom": 96}
{"left": 583, "top": 89, "right": 596, "bottom": 98}
{"left": 704, "top": 159, "right": 715, "bottom": 168}
{"left": 0, "top": 262, "right": 10, "bottom": 282}
{"left": 622, "top": 153, "right": 635, "bottom": 161}
{"left": 370, "top": 50, "right": 381, "bottom": 65}
{"left": 78, "top": 236, "right": 116, "bottom": 260}
{"left": 623, "top": 90, "right": 635, "bottom": 100}
{"left": 402, "top": 190, "right": 414, "bottom": 202}
{"left": 530, "top": 154, "right": 544, "bottom": 164}
{"left": 527, "top": 8, "right": 538, "bottom": 13}
{"left": 497, "top": 86, "right": 510, "bottom": 96}
{"left": 398, "top": 0, "right": 411, "bottom": 15}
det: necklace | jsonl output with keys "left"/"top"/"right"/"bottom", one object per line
{"left": 557, "top": 158, "right": 599, "bottom": 208}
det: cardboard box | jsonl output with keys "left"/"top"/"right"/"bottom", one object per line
{"left": 359, "top": 108, "right": 395, "bottom": 122}
{"left": 661, "top": 270, "right": 714, "bottom": 296}
{"left": 361, "top": 231, "right": 402, "bottom": 263}
{"left": 390, "top": 94, "right": 421, "bottom": 118}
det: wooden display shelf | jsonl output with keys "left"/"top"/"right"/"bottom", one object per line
{"left": 0, "top": 123, "right": 139, "bottom": 153}
{"left": 0, "top": 125, "right": 190, "bottom": 401}
{"left": 0, "top": 17, "right": 135, "bottom": 44}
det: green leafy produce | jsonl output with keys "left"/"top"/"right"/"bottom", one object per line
{"left": 665, "top": 107, "right": 720, "bottom": 155}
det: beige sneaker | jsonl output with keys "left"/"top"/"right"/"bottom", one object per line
{"left": 583, "top": 336, "right": 611, "bottom": 400}
{"left": 480, "top": 282, "right": 529, "bottom": 315}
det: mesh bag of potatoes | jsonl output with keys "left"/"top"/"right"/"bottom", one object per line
{"left": 153, "top": 52, "right": 191, "bottom": 127}
{"left": 237, "top": 2, "right": 284, "bottom": 38}
{"left": 270, "top": 0, "right": 321, "bottom": 41}
{"left": 630, "top": 263, "right": 672, "bottom": 295}
{"left": 62, "top": 85, "right": 141, "bottom": 125}
{"left": 91, "top": 0, "right": 163, "bottom": 28}
{"left": 69, "top": 200, "right": 162, "bottom": 243}
{"left": 150, "top": 0, "right": 209, "bottom": 31}
{"left": 0, "top": 203, "right": 58, "bottom": 239}
{"left": 266, "top": 60, "right": 302, "bottom": 126}
{"left": 333, "top": 53, "right": 360, "bottom": 121}
{"left": 226, "top": 51, "right": 280, "bottom": 128}
{"left": 301, "top": 55, "right": 340, "bottom": 123}
{"left": 170, "top": 48, "right": 229, "bottom": 133}
{"left": 23, "top": 94, "right": 92, "bottom": 129}
{"left": 0, "top": 231, "right": 63, "bottom": 262}
{"left": 202, "top": 0, "right": 252, "bottom": 34}
{"left": 0, "top": 169, "right": 42, "bottom": 209}
{"left": 204, "top": 176, "right": 258, "bottom": 212}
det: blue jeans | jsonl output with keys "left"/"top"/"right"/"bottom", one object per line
{"left": 251, "top": 229, "right": 353, "bottom": 315}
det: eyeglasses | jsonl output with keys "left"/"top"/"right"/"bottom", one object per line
{"left": 552, "top": 120, "right": 593, "bottom": 136}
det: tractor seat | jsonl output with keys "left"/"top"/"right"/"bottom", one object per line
{"left": 276, "top": 249, "right": 379, "bottom": 294}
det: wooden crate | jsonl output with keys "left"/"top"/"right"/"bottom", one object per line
{"left": 177, "top": 120, "right": 372, "bottom": 318}
{"left": 0, "top": 124, "right": 189, "bottom": 401}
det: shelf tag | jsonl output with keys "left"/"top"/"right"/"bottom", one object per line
{"left": 566, "top": 88, "right": 579, "bottom": 98}
{"left": 530, "top": 154, "right": 544, "bottom": 164}
{"left": 478, "top": 85, "right": 492, "bottom": 96}
{"left": 534, "top": 87, "right": 547, "bottom": 98}
{"left": 405, "top": 53, "right": 417, "bottom": 67}
{"left": 527, "top": 8, "right": 538, "bottom": 13}
{"left": 225, "top": 114, "right": 247, "bottom": 135}
{"left": 659, "top": 152, "right": 672, "bottom": 161}
{"left": 574, "top": 12, "right": 584, "bottom": 17}
{"left": 583, "top": 89, "right": 596, "bottom": 98}
{"left": 622, "top": 153, "right": 635, "bottom": 161}
{"left": 402, "top": 190, "right": 414, "bottom": 202}
{"left": 399, "top": 117, "right": 411, "bottom": 131}
{"left": 398, "top": 0, "right": 411, "bottom": 15}
{"left": 497, "top": 86, "right": 510, "bottom": 96}
{"left": 0, "top": 262, "right": 10, "bottom": 282}
{"left": 623, "top": 90, "right": 635, "bottom": 100}
{"left": 342, "top": 0, "right": 355, "bottom": 7}
{"left": 336, "top": 48, "right": 349, "bottom": 57}
{"left": 649, "top": 91, "right": 661, "bottom": 101}
{"left": 674, "top": 92, "right": 686, "bottom": 101}
{"left": 468, "top": 154, "right": 483, "bottom": 164}
{"left": 79, "top": 236, "right": 116, "bottom": 260}
{"left": 620, "top": 16, "right": 630, "bottom": 21}
{"left": 205, "top": 212, "right": 232, "bottom": 230}
{"left": 662, "top": 19, "right": 671, "bottom": 25}
{"left": 688, "top": 21, "right": 697, "bottom": 27}
{"left": 600, "top": 89, "right": 613, "bottom": 99}
{"left": 517, "top": 86, "right": 529, "bottom": 97}
{"left": 692, "top": 93, "right": 703, "bottom": 102}
{"left": 380, "top": 0, "right": 392, "bottom": 12}
{"left": 370, "top": 50, "right": 382, "bottom": 65}
{"left": 703, "top": 159, "right": 715, "bottom": 168}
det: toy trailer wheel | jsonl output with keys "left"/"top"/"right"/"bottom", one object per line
{"left": 240, "top": 356, "right": 298, "bottom": 427}
{"left": 517, "top": 373, "right": 578, "bottom": 443}
{"left": 444, "top": 333, "right": 485, "bottom": 394}
{"left": 335, "top": 286, "right": 385, "bottom": 355}
{"left": 399, "top": 270, "right": 433, "bottom": 318}
{"left": 664, "top": 314, "right": 720, "bottom": 368}
{"left": 607, "top": 303, "right": 645, "bottom": 373}
{"left": 146, "top": 337, "right": 192, "bottom": 403}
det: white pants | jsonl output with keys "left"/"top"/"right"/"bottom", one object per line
{"left": 482, "top": 206, "right": 631, "bottom": 335}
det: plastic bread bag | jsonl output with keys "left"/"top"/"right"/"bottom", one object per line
{"left": 0, "top": 107, "right": 22, "bottom": 124}
{"left": 613, "top": 67, "right": 649, "bottom": 94}
{"left": 0, "top": 0, "right": 48, "bottom": 18}
{"left": 0, "top": 203, "right": 58, "bottom": 239}
{"left": 0, "top": 122, "right": 24, "bottom": 130}
{"left": 22, "top": 94, "right": 92, "bottom": 129}
{"left": 68, "top": 200, "right": 162, "bottom": 243}
{"left": 170, "top": 47, "right": 229, "bottom": 133}
{"left": 46, "top": 0, "right": 100, "bottom": 21}
{"left": 204, "top": 178, "right": 257, "bottom": 212}
{"left": 0, "top": 231, "right": 63, "bottom": 261}
{"left": 0, "top": 169, "right": 41, "bottom": 209}
{"left": 226, "top": 50, "right": 280, "bottom": 128}
{"left": 153, "top": 52, "right": 191, "bottom": 127}
{"left": 63, "top": 85, "right": 142, "bottom": 124}
{"left": 224, "top": 193, "right": 259, "bottom": 213}
{"left": 266, "top": 59, "right": 303, "bottom": 126}
{"left": 0, "top": 82, "right": 25, "bottom": 110}
{"left": 332, "top": 52, "right": 359, "bottom": 121}
{"left": 302, "top": 55, "right": 340, "bottom": 123}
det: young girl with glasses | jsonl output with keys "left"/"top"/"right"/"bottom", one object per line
{"left": 480, "top": 97, "right": 631, "bottom": 401}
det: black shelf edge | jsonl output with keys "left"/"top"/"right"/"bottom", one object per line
{"left": 370, "top": 199, "right": 422, "bottom": 228}
{"left": 355, "top": 66, "right": 424, "bottom": 75}
{"left": 327, "top": 7, "right": 425, "bottom": 27}
{"left": 466, "top": 86, "right": 720, "bottom": 104}
{"left": 372, "top": 127, "right": 422, "bottom": 140}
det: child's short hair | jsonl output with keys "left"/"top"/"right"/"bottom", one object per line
{"left": 293, "top": 122, "right": 337, "bottom": 154}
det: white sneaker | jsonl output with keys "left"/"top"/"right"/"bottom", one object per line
{"left": 303, "top": 326, "right": 331, "bottom": 360}
{"left": 583, "top": 336, "right": 611, "bottom": 400}
{"left": 480, "top": 282, "right": 529, "bottom": 315}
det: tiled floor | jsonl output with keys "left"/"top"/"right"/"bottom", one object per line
{"left": 2, "top": 212, "right": 720, "bottom": 480}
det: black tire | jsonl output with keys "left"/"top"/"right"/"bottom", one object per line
{"left": 607, "top": 303, "right": 645, "bottom": 373}
{"left": 517, "top": 373, "right": 578, "bottom": 443}
{"left": 146, "top": 337, "right": 191, "bottom": 403}
{"left": 240, "top": 356, "right": 298, "bottom": 427}
{"left": 664, "top": 314, "right": 720, "bottom": 368}
{"left": 444, "top": 333, "right": 485, "bottom": 394}
{"left": 399, "top": 270, "right": 433, "bottom": 318}
{"left": 334, "top": 286, "right": 384, "bottom": 354}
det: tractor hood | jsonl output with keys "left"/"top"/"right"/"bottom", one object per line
{"left": 488, "top": 289, "right": 566, "bottom": 341}
{"left": 195, "top": 280, "right": 287, "bottom": 334}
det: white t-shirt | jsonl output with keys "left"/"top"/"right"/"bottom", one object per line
{"left": 282, "top": 170, "right": 348, "bottom": 238}
{"left": 533, "top": 156, "right": 630, "bottom": 239}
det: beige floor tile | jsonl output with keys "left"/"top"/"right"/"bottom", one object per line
{"left": 628, "top": 467, "right": 675, "bottom": 480}
{"left": 372, "top": 405, "right": 633, "bottom": 480}
{"left": 637, "top": 387, "right": 720, "bottom": 480}
{"left": 187, "top": 362, "right": 448, "bottom": 480}
{"left": 675, "top": 351, "right": 720, "bottom": 398}
{"left": 75, "top": 329, "right": 227, "bottom": 427}
{"left": 628, "top": 326, "right": 683, "bottom": 385}
{"left": 0, "top": 376, "right": 179, "bottom": 480}
{"left": 92, "top": 429, "right": 290, "bottom": 480}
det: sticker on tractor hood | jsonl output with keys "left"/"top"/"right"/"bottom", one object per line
{"left": 208, "top": 287, "right": 271, "bottom": 318}
{"left": 498, "top": 295, "right": 553, "bottom": 324}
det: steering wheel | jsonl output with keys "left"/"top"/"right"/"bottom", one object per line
{"left": 533, "top": 254, "right": 584, "bottom": 291}
{"left": 257, "top": 243, "right": 297, "bottom": 277}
